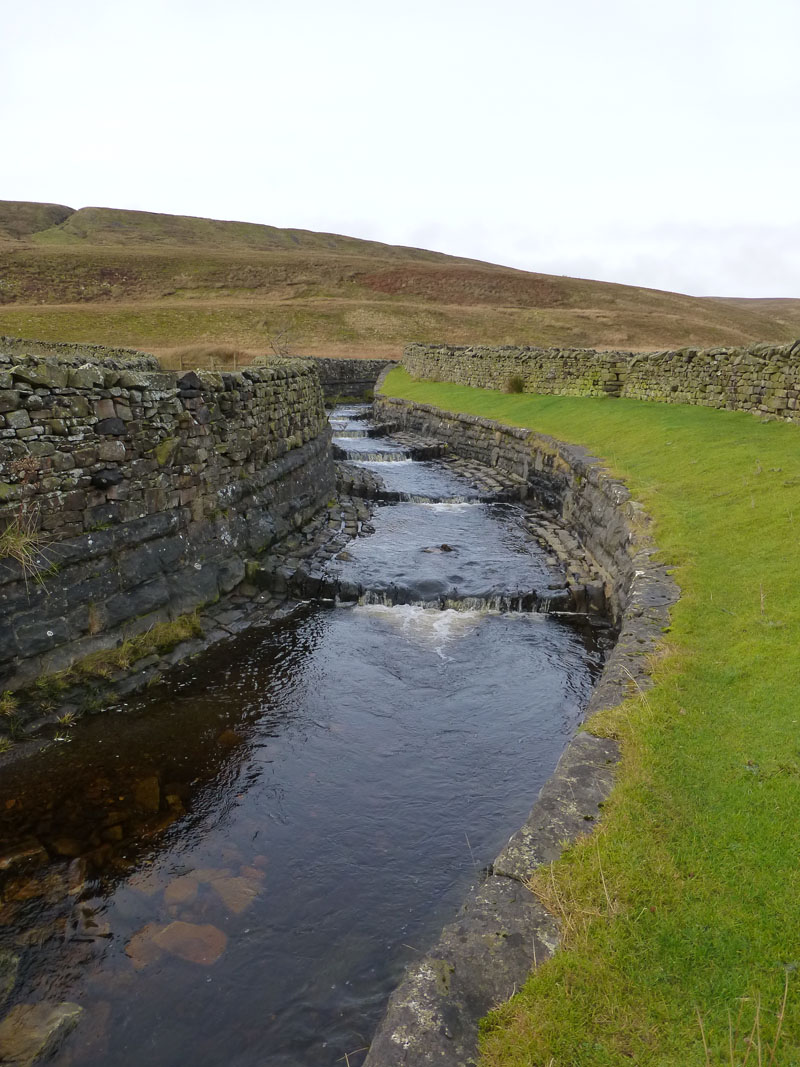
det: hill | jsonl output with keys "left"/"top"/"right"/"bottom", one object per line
{"left": 0, "top": 201, "right": 796, "bottom": 364}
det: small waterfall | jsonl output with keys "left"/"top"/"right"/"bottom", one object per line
{"left": 333, "top": 446, "right": 412, "bottom": 462}
{"left": 361, "top": 492, "right": 483, "bottom": 504}
{"left": 355, "top": 587, "right": 573, "bottom": 614}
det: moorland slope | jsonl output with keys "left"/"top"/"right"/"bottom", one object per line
{"left": 0, "top": 200, "right": 797, "bottom": 364}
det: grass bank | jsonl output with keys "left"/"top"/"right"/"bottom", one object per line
{"left": 381, "top": 367, "right": 800, "bottom": 1065}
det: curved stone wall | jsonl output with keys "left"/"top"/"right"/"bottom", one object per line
{"left": 404, "top": 339, "right": 800, "bottom": 420}
{"left": 365, "top": 395, "right": 678, "bottom": 1067}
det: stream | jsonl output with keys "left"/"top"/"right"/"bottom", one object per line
{"left": 0, "top": 405, "right": 607, "bottom": 1066}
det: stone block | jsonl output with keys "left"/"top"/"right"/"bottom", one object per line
{"left": 103, "top": 577, "right": 171, "bottom": 628}
{"left": 0, "top": 390, "right": 21, "bottom": 413}
{"left": 12, "top": 363, "right": 69, "bottom": 389}
{"left": 5, "top": 409, "right": 31, "bottom": 430}
{"left": 68, "top": 364, "right": 105, "bottom": 389}
{"left": 13, "top": 615, "right": 70, "bottom": 657}
{"left": 98, "top": 439, "right": 126, "bottom": 462}
{"left": 94, "top": 417, "right": 126, "bottom": 435}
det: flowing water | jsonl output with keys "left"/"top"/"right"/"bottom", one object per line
{"left": 0, "top": 405, "right": 607, "bottom": 1066}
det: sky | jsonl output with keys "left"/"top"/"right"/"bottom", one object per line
{"left": 3, "top": 0, "right": 799, "bottom": 298}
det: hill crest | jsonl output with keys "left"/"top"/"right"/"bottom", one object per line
{"left": 0, "top": 199, "right": 797, "bottom": 360}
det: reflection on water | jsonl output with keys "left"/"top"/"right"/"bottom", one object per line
{"left": 0, "top": 406, "right": 607, "bottom": 1066}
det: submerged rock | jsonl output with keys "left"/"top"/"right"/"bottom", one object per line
{"left": 0, "top": 1001, "right": 82, "bottom": 1066}
{"left": 3, "top": 869, "right": 68, "bottom": 904}
{"left": 215, "top": 729, "right": 243, "bottom": 748}
{"left": 207, "top": 875, "right": 260, "bottom": 915}
{"left": 153, "top": 921, "right": 227, "bottom": 965}
{"left": 124, "top": 923, "right": 167, "bottom": 971}
{"left": 126, "top": 867, "right": 164, "bottom": 898}
{"left": 0, "top": 841, "right": 47, "bottom": 874}
{"left": 51, "top": 837, "right": 83, "bottom": 859}
{"left": 125, "top": 913, "right": 228, "bottom": 968}
{"left": 163, "top": 874, "right": 199, "bottom": 907}
{"left": 132, "top": 777, "right": 160, "bottom": 814}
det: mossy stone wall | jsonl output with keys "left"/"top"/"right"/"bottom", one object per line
{"left": 404, "top": 340, "right": 800, "bottom": 419}
{"left": 0, "top": 341, "right": 334, "bottom": 689}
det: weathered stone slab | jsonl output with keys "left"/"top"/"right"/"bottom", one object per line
{"left": 493, "top": 732, "right": 619, "bottom": 882}
{"left": 366, "top": 877, "right": 558, "bottom": 1067}
{"left": 0, "top": 1001, "right": 82, "bottom": 1066}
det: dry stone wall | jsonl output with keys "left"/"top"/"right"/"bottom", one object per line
{"left": 0, "top": 342, "right": 334, "bottom": 690}
{"left": 404, "top": 340, "right": 800, "bottom": 418}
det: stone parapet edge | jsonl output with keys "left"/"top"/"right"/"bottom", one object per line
{"left": 364, "top": 396, "right": 679, "bottom": 1067}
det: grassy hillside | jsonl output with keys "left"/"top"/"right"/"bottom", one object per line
{"left": 712, "top": 296, "right": 800, "bottom": 335}
{"left": 0, "top": 201, "right": 796, "bottom": 361}
{"left": 0, "top": 201, "right": 73, "bottom": 241}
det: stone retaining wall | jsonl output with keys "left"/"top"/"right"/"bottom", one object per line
{"left": 404, "top": 340, "right": 800, "bottom": 419}
{"left": 366, "top": 395, "right": 678, "bottom": 1067}
{"left": 0, "top": 345, "right": 334, "bottom": 690}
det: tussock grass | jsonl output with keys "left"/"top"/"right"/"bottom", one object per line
{"left": 0, "top": 507, "right": 48, "bottom": 584}
{"left": 382, "top": 368, "right": 800, "bottom": 1065}
{"left": 0, "top": 691, "right": 18, "bottom": 717}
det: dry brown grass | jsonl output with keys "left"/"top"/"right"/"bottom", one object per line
{"left": 0, "top": 200, "right": 796, "bottom": 356}
{"left": 157, "top": 344, "right": 254, "bottom": 371}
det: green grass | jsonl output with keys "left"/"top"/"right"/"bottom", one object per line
{"left": 381, "top": 367, "right": 800, "bottom": 1065}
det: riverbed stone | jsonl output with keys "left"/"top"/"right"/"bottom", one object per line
{"left": 0, "top": 1001, "right": 82, "bottom": 1066}
{"left": 0, "top": 841, "right": 48, "bottom": 873}
{"left": 124, "top": 922, "right": 167, "bottom": 970}
{"left": 207, "top": 874, "right": 260, "bottom": 915}
{"left": 152, "top": 921, "right": 227, "bottom": 965}
{"left": 132, "top": 776, "right": 160, "bottom": 814}
{"left": 163, "top": 874, "right": 199, "bottom": 907}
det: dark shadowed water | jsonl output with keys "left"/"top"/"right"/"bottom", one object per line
{"left": 0, "top": 406, "right": 606, "bottom": 1066}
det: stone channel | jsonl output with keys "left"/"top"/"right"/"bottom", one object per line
{"left": 0, "top": 403, "right": 614, "bottom": 1066}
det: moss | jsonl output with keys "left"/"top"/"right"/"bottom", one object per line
{"left": 152, "top": 437, "right": 178, "bottom": 465}
{"left": 73, "top": 613, "right": 204, "bottom": 678}
{"left": 28, "top": 613, "right": 205, "bottom": 698}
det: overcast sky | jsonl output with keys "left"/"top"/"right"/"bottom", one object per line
{"left": 3, "top": 0, "right": 799, "bottom": 298}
